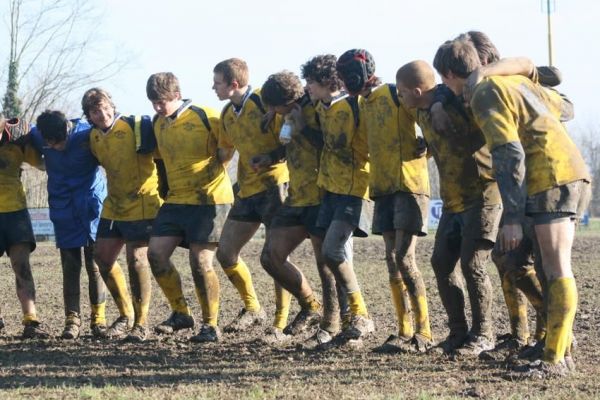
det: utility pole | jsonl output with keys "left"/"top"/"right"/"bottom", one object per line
{"left": 543, "top": 0, "right": 556, "bottom": 66}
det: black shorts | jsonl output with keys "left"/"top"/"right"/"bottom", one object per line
{"left": 97, "top": 218, "right": 153, "bottom": 242}
{"left": 152, "top": 203, "right": 231, "bottom": 244}
{"left": 372, "top": 191, "right": 429, "bottom": 236}
{"left": 436, "top": 204, "right": 502, "bottom": 247}
{"left": 526, "top": 180, "right": 591, "bottom": 224}
{"left": 0, "top": 209, "right": 36, "bottom": 256}
{"left": 315, "top": 192, "right": 372, "bottom": 238}
{"left": 270, "top": 204, "right": 323, "bottom": 237}
{"left": 227, "top": 184, "right": 287, "bottom": 227}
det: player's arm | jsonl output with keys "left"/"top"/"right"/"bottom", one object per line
{"left": 464, "top": 57, "right": 536, "bottom": 101}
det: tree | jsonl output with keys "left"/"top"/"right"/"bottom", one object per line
{"left": 2, "top": 0, "right": 128, "bottom": 122}
{"left": 574, "top": 124, "right": 600, "bottom": 216}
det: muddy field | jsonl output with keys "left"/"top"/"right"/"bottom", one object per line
{"left": 0, "top": 232, "right": 599, "bottom": 399}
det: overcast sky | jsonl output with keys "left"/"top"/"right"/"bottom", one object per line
{"left": 5, "top": 0, "right": 600, "bottom": 134}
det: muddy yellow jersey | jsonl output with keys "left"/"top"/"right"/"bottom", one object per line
{"left": 218, "top": 89, "right": 289, "bottom": 198}
{"left": 154, "top": 103, "right": 234, "bottom": 205}
{"left": 0, "top": 142, "right": 43, "bottom": 212}
{"left": 285, "top": 96, "right": 322, "bottom": 207}
{"left": 471, "top": 76, "right": 590, "bottom": 196}
{"left": 316, "top": 95, "right": 369, "bottom": 199}
{"left": 90, "top": 116, "right": 162, "bottom": 221}
{"left": 416, "top": 99, "right": 501, "bottom": 213}
{"left": 360, "top": 84, "right": 429, "bottom": 197}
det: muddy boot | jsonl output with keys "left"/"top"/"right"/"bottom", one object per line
{"left": 512, "top": 359, "right": 570, "bottom": 379}
{"left": 91, "top": 323, "right": 108, "bottom": 338}
{"left": 519, "top": 339, "right": 545, "bottom": 360}
{"left": 455, "top": 334, "right": 495, "bottom": 357}
{"left": 261, "top": 326, "right": 291, "bottom": 345}
{"left": 61, "top": 312, "right": 81, "bottom": 340}
{"left": 480, "top": 333, "right": 528, "bottom": 361}
{"left": 155, "top": 312, "right": 195, "bottom": 335}
{"left": 298, "top": 327, "right": 336, "bottom": 351}
{"left": 284, "top": 308, "right": 321, "bottom": 336}
{"left": 224, "top": 308, "right": 266, "bottom": 333}
{"left": 125, "top": 324, "right": 148, "bottom": 343}
{"left": 0, "top": 317, "right": 5, "bottom": 335}
{"left": 106, "top": 316, "right": 132, "bottom": 339}
{"left": 373, "top": 334, "right": 413, "bottom": 354}
{"left": 342, "top": 315, "right": 375, "bottom": 340}
{"left": 190, "top": 324, "right": 221, "bottom": 343}
{"left": 22, "top": 320, "right": 51, "bottom": 339}
{"left": 431, "top": 331, "right": 469, "bottom": 355}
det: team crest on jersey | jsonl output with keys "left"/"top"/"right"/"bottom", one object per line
{"left": 114, "top": 130, "right": 127, "bottom": 139}
{"left": 183, "top": 122, "right": 197, "bottom": 131}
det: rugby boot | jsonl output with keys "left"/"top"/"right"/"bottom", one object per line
{"left": 125, "top": 324, "right": 148, "bottom": 343}
{"left": 155, "top": 312, "right": 195, "bottom": 334}
{"left": 283, "top": 307, "right": 321, "bottom": 336}
{"left": 61, "top": 312, "right": 81, "bottom": 340}
{"left": 455, "top": 334, "right": 495, "bottom": 357}
{"left": 342, "top": 315, "right": 374, "bottom": 340}
{"left": 224, "top": 307, "right": 266, "bottom": 333}
{"left": 190, "top": 324, "right": 221, "bottom": 343}
{"left": 298, "top": 327, "right": 335, "bottom": 351}
{"left": 261, "top": 326, "right": 291, "bottom": 345}
{"left": 22, "top": 320, "right": 51, "bottom": 339}
{"left": 90, "top": 323, "right": 108, "bottom": 338}
{"left": 106, "top": 316, "right": 132, "bottom": 339}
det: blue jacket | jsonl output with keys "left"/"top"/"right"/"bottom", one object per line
{"left": 30, "top": 119, "right": 107, "bottom": 248}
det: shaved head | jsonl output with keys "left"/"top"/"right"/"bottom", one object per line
{"left": 396, "top": 60, "right": 436, "bottom": 91}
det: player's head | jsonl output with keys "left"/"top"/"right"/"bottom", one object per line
{"left": 213, "top": 58, "right": 249, "bottom": 101}
{"left": 301, "top": 54, "right": 343, "bottom": 102}
{"left": 459, "top": 31, "right": 500, "bottom": 65}
{"left": 261, "top": 70, "right": 305, "bottom": 114}
{"left": 336, "top": 49, "right": 378, "bottom": 95}
{"left": 395, "top": 60, "right": 437, "bottom": 109}
{"left": 433, "top": 38, "right": 481, "bottom": 95}
{"left": 36, "top": 110, "right": 69, "bottom": 151}
{"left": 146, "top": 72, "right": 182, "bottom": 117}
{"left": 81, "top": 88, "right": 116, "bottom": 130}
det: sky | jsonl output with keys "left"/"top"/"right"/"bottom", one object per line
{"left": 4, "top": 0, "right": 600, "bottom": 134}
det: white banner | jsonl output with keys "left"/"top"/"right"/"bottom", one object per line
{"left": 28, "top": 208, "right": 54, "bottom": 236}
{"left": 428, "top": 199, "right": 443, "bottom": 230}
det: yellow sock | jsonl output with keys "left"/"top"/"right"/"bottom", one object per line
{"left": 194, "top": 270, "right": 220, "bottom": 327}
{"left": 409, "top": 293, "right": 432, "bottom": 340}
{"left": 132, "top": 298, "right": 150, "bottom": 326}
{"left": 347, "top": 290, "right": 368, "bottom": 318}
{"left": 543, "top": 277, "right": 578, "bottom": 364}
{"left": 390, "top": 278, "right": 414, "bottom": 338}
{"left": 155, "top": 268, "right": 191, "bottom": 315}
{"left": 502, "top": 273, "right": 529, "bottom": 342}
{"left": 106, "top": 263, "right": 134, "bottom": 319}
{"left": 223, "top": 259, "right": 260, "bottom": 312}
{"left": 90, "top": 302, "right": 107, "bottom": 326}
{"left": 299, "top": 294, "right": 321, "bottom": 312}
{"left": 273, "top": 283, "right": 292, "bottom": 330}
{"left": 22, "top": 312, "right": 38, "bottom": 325}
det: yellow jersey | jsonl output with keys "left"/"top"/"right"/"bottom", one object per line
{"left": 0, "top": 142, "right": 43, "bottom": 212}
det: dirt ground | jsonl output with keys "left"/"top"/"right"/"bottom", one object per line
{"left": 0, "top": 232, "right": 599, "bottom": 399}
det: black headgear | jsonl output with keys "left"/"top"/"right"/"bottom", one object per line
{"left": 336, "top": 49, "right": 376, "bottom": 95}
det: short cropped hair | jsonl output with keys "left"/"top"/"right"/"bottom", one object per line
{"left": 36, "top": 110, "right": 68, "bottom": 143}
{"left": 261, "top": 71, "right": 305, "bottom": 107}
{"left": 460, "top": 31, "right": 501, "bottom": 65}
{"left": 396, "top": 60, "right": 436, "bottom": 91}
{"left": 146, "top": 72, "right": 181, "bottom": 101}
{"left": 81, "top": 88, "right": 116, "bottom": 119}
{"left": 301, "top": 54, "right": 343, "bottom": 92}
{"left": 213, "top": 58, "right": 249, "bottom": 87}
{"left": 433, "top": 39, "right": 481, "bottom": 79}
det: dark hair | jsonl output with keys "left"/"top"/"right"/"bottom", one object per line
{"left": 461, "top": 31, "right": 500, "bottom": 65}
{"left": 213, "top": 58, "right": 249, "bottom": 87}
{"left": 261, "top": 71, "right": 305, "bottom": 107}
{"left": 36, "top": 110, "right": 68, "bottom": 143}
{"left": 336, "top": 49, "right": 380, "bottom": 93}
{"left": 146, "top": 72, "right": 181, "bottom": 101}
{"left": 301, "top": 54, "right": 343, "bottom": 92}
{"left": 433, "top": 39, "right": 481, "bottom": 79}
{"left": 81, "top": 88, "right": 116, "bottom": 119}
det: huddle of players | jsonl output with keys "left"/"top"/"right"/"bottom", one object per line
{"left": 0, "top": 30, "right": 588, "bottom": 379}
